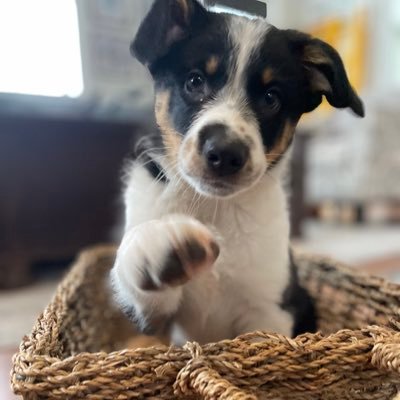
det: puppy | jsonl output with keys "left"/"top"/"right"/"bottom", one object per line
{"left": 110, "top": 0, "right": 364, "bottom": 345}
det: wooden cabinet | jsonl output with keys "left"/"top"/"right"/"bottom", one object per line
{"left": 0, "top": 116, "right": 140, "bottom": 288}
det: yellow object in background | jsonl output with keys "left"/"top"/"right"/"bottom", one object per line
{"left": 305, "top": 7, "right": 367, "bottom": 118}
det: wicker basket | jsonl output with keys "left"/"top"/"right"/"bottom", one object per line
{"left": 11, "top": 245, "right": 400, "bottom": 400}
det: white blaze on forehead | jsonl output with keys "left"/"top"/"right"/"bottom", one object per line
{"left": 186, "top": 16, "right": 271, "bottom": 140}
{"left": 190, "top": 17, "right": 271, "bottom": 130}
{"left": 228, "top": 16, "right": 271, "bottom": 93}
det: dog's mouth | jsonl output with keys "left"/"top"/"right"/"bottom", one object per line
{"left": 191, "top": 176, "right": 238, "bottom": 197}
{"left": 179, "top": 167, "right": 263, "bottom": 198}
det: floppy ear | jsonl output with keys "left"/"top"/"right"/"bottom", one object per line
{"left": 285, "top": 30, "right": 365, "bottom": 117}
{"left": 131, "top": 0, "right": 208, "bottom": 69}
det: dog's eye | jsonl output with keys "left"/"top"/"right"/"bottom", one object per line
{"left": 185, "top": 71, "right": 206, "bottom": 93}
{"left": 265, "top": 89, "right": 281, "bottom": 112}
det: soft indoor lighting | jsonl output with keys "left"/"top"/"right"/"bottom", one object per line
{"left": 0, "top": 0, "right": 83, "bottom": 98}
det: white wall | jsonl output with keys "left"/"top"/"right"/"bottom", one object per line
{"left": 76, "top": 0, "right": 154, "bottom": 121}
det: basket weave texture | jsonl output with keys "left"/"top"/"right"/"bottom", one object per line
{"left": 11, "top": 245, "right": 400, "bottom": 400}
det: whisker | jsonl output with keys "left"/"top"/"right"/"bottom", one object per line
{"left": 212, "top": 199, "right": 219, "bottom": 225}
{"left": 193, "top": 191, "right": 205, "bottom": 216}
{"left": 188, "top": 190, "right": 199, "bottom": 216}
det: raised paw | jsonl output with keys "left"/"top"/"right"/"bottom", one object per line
{"left": 114, "top": 215, "right": 220, "bottom": 292}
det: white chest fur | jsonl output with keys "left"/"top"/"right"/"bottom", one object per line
{"left": 120, "top": 163, "right": 293, "bottom": 343}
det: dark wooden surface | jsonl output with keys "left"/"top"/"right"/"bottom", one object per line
{"left": 0, "top": 115, "right": 140, "bottom": 288}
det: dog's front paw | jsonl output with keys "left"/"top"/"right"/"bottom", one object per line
{"left": 115, "top": 215, "right": 219, "bottom": 292}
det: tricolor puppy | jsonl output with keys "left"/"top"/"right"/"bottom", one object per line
{"left": 111, "top": 0, "right": 364, "bottom": 345}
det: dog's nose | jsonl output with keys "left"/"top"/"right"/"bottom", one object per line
{"left": 199, "top": 124, "right": 249, "bottom": 177}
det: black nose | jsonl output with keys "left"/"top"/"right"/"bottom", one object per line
{"left": 199, "top": 124, "right": 249, "bottom": 177}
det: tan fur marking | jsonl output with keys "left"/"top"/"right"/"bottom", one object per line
{"left": 155, "top": 91, "right": 182, "bottom": 163}
{"left": 181, "top": 137, "right": 205, "bottom": 174}
{"left": 262, "top": 68, "right": 274, "bottom": 85}
{"left": 206, "top": 56, "right": 219, "bottom": 75}
{"left": 266, "top": 122, "right": 296, "bottom": 164}
{"left": 177, "top": 0, "right": 189, "bottom": 23}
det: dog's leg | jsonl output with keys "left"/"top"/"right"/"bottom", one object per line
{"left": 110, "top": 215, "right": 219, "bottom": 335}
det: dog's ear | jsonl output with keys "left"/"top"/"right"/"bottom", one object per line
{"left": 285, "top": 30, "right": 365, "bottom": 117}
{"left": 131, "top": 0, "right": 208, "bottom": 68}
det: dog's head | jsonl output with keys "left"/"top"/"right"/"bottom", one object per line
{"left": 132, "top": 0, "right": 364, "bottom": 198}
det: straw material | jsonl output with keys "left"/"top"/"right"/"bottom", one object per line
{"left": 11, "top": 245, "right": 400, "bottom": 399}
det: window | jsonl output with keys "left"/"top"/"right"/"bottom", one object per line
{"left": 0, "top": 0, "right": 83, "bottom": 98}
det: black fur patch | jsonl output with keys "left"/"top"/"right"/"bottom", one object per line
{"left": 185, "top": 240, "right": 207, "bottom": 263}
{"left": 281, "top": 250, "right": 317, "bottom": 336}
{"left": 159, "top": 250, "right": 187, "bottom": 286}
{"left": 139, "top": 251, "right": 187, "bottom": 290}
{"left": 245, "top": 27, "right": 307, "bottom": 151}
{"left": 140, "top": 268, "right": 159, "bottom": 291}
{"left": 152, "top": 11, "right": 232, "bottom": 136}
{"left": 130, "top": 134, "right": 168, "bottom": 183}
{"left": 144, "top": 158, "right": 168, "bottom": 183}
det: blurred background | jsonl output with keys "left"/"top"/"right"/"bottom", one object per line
{"left": 0, "top": 0, "right": 399, "bottom": 398}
